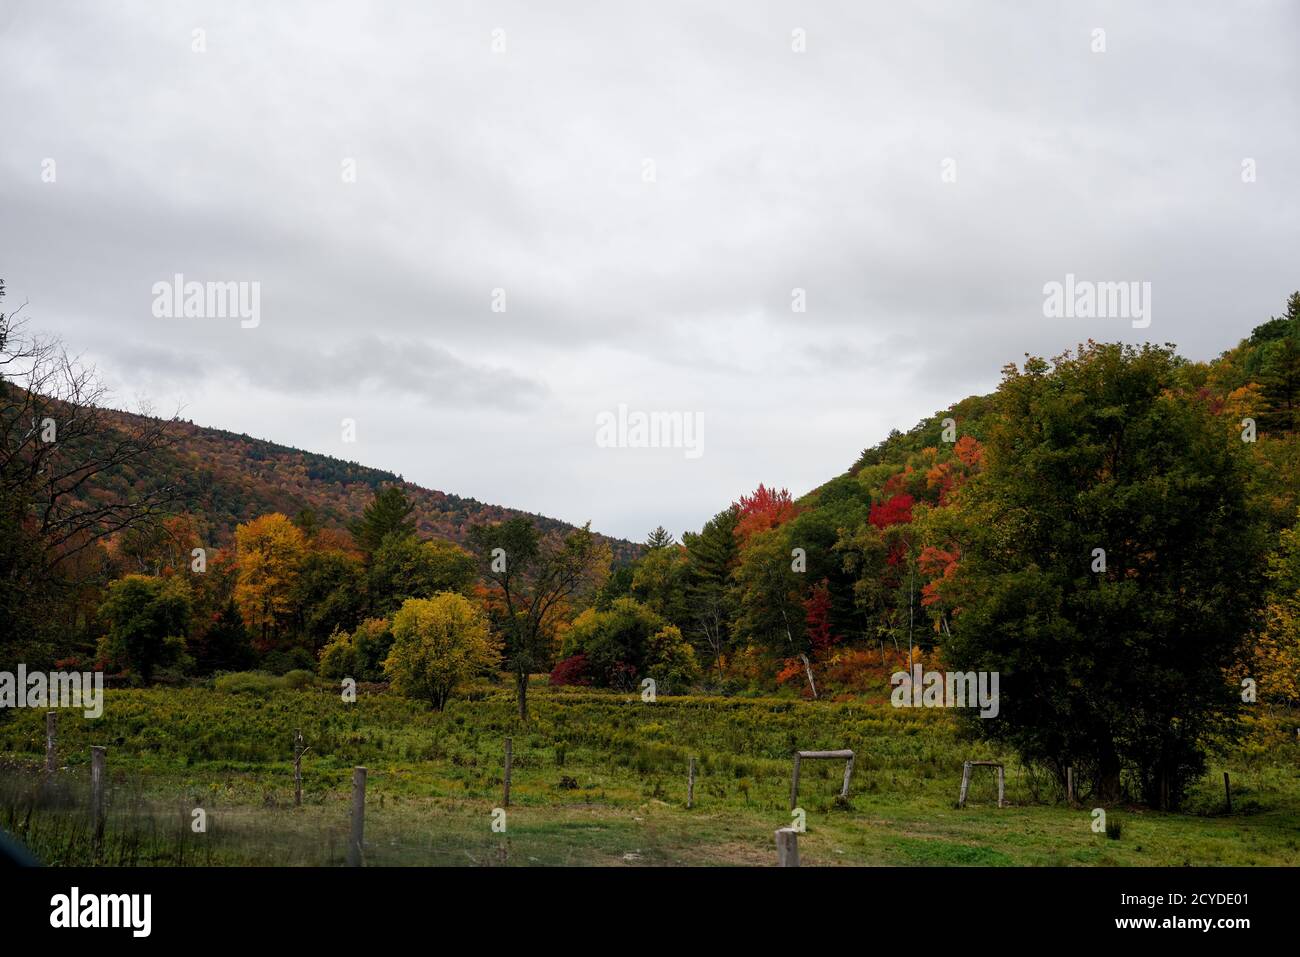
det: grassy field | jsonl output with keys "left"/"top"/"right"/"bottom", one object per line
{"left": 1, "top": 678, "right": 1297, "bottom": 866}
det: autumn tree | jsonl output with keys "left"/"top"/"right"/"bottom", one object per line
{"left": 733, "top": 483, "right": 798, "bottom": 543}
{"left": 319, "top": 618, "right": 393, "bottom": 682}
{"left": 468, "top": 517, "right": 609, "bottom": 720}
{"left": 383, "top": 594, "right": 500, "bottom": 710}
{"left": 1253, "top": 508, "right": 1300, "bottom": 704}
{"left": 234, "top": 513, "right": 307, "bottom": 650}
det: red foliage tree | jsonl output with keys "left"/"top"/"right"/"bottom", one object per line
{"left": 802, "top": 579, "right": 836, "bottom": 654}
{"left": 869, "top": 493, "right": 914, "bottom": 530}
{"left": 549, "top": 653, "right": 591, "bottom": 686}
{"left": 733, "top": 483, "right": 799, "bottom": 542}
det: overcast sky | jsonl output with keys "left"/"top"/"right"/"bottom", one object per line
{"left": 2, "top": 1, "right": 1297, "bottom": 542}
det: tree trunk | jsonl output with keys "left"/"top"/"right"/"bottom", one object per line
{"left": 1097, "top": 742, "right": 1121, "bottom": 804}
{"left": 515, "top": 669, "right": 529, "bottom": 722}
{"left": 799, "top": 654, "right": 818, "bottom": 700}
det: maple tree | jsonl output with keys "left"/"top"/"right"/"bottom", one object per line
{"left": 733, "top": 483, "right": 798, "bottom": 543}
{"left": 234, "top": 513, "right": 307, "bottom": 650}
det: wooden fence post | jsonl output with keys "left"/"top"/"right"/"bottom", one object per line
{"left": 90, "top": 746, "right": 106, "bottom": 855}
{"left": 347, "top": 766, "right": 366, "bottom": 867}
{"left": 1066, "top": 766, "right": 1074, "bottom": 807}
{"left": 503, "top": 737, "right": 512, "bottom": 808}
{"left": 775, "top": 827, "right": 800, "bottom": 867}
{"left": 1224, "top": 772, "right": 1232, "bottom": 814}
{"left": 687, "top": 757, "right": 695, "bottom": 809}
{"left": 996, "top": 765, "right": 1006, "bottom": 808}
{"left": 789, "top": 753, "right": 802, "bottom": 811}
{"left": 957, "top": 761, "right": 971, "bottom": 808}
{"left": 45, "top": 712, "right": 57, "bottom": 773}
{"left": 293, "top": 730, "right": 304, "bottom": 807}
{"left": 840, "top": 752, "right": 855, "bottom": 800}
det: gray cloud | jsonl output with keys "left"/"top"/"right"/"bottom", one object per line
{"left": 2, "top": 0, "right": 1297, "bottom": 540}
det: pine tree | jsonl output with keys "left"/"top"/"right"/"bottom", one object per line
{"left": 683, "top": 507, "right": 739, "bottom": 674}
{"left": 645, "top": 525, "right": 676, "bottom": 550}
{"left": 350, "top": 486, "right": 417, "bottom": 557}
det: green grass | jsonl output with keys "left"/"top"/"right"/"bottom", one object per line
{"left": 1, "top": 679, "right": 1297, "bottom": 866}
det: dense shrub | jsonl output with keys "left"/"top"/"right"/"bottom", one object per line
{"left": 319, "top": 618, "right": 393, "bottom": 681}
{"left": 549, "top": 653, "right": 591, "bottom": 686}
{"left": 213, "top": 671, "right": 283, "bottom": 695}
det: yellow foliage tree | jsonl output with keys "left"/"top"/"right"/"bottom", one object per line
{"left": 1254, "top": 512, "right": 1300, "bottom": 705}
{"left": 234, "top": 513, "right": 306, "bottom": 649}
{"left": 383, "top": 593, "right": 501, "bottom": 709}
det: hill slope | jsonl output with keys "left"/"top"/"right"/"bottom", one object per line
{"left": 91, "top": 408, "right": 640, "bottom": 562}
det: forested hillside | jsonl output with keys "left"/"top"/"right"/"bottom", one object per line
{"left": 3, "top": 280, "right": 1297, "bottom": 809}
{"left": 85, "top": 409, "right": 639, "bottom": 560}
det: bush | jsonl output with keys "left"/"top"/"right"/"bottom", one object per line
{"left": 213, "top": 671, "right": 283, "bottom": 695}
{"left": 559, "top": 598, "right": 697, "bottom": 690}
{"left": 319, "top": 618, "right": 393, "bottom": 681}
{"left": 281, "top": 669, "right": 316, "bottom": 690}
{"left": 549, "top": 653, "right": 592, "bottom": 687}
{"left": 262, "top": 647, "right": 316, "bottom": 675}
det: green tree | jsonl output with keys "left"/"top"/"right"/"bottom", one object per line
{"left": 559, "top": 597, "right": 698, "bottom": 692}
{"left": 368, "top": 535, "right": 476, "bottom": 616}
{"left": 682, "top": 506, "right": 738, "bottom": 675}
{"left": 96, "top": 575, "right": 192, "bottom": 682}
{"left": 383, "top": 594, "right": 499, "bottom": 710}
{"left": 351, "top": 486, "right": 417, "bottom": 557}
{"left": 191, "top": 597, "right": 254, "bottom": 675}
{"left": 731, "top": 526, "right": 813, "bottom": 694}
{"left": 293, "top": 549, "right": 366, "bottom": 648}
{"left": 945, "top": 342, "right": 1264, "bottom": 807}
{"left": 468, "top": 517, "right": 609, "bottom": 720}
{"left": 645, "top": 525, "right": 676, "bottom": 549}
{"left": 629, "top": 545, "right": 689, "bottom": 625}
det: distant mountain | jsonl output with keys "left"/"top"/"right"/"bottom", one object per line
{"left": 88, "top": 408, "right": 641, "bottom": 562}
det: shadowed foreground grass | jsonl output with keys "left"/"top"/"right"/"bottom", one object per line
{"left": 1, "top": 681, "right": 1297, "bottom": 866}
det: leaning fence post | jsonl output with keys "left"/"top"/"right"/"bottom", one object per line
{"left": 789, "top": 753, "right": 802, "bottom": 811}
{"left": 957, "top": 761, "right": 971, "bottom": 808}
{"left": 90, "top": 746, "right": 106, "bottom": 855}
{"left": 840, "top": 752, "right": 855, "bottom": 800}
{"left": 503, "top": 737, "right": 513, "bottom": 808}
{"left": 1224, "top": 772, "right": 1232, "bottom": 814}
{"left": 347, "top": 766, "right": 366, "bottom": 867}
{"left": 687, "top": 757, "right": 695, "bottom": 809}
{"left": 45, "top": 712, "right": 57, "bottom": 773}
{"left": 775, "top": 827, "right": 800, "bottom": 867}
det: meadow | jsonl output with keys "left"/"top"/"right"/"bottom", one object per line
{"left": 1, "top": 678, "right": 1297, "bottom": 867}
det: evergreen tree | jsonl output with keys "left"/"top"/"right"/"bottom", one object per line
{"left": 351, "top": 486, "right": 417, "bottom": 557}
{"left": 645, "top": 525, "right": 676, "bottom": 550}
